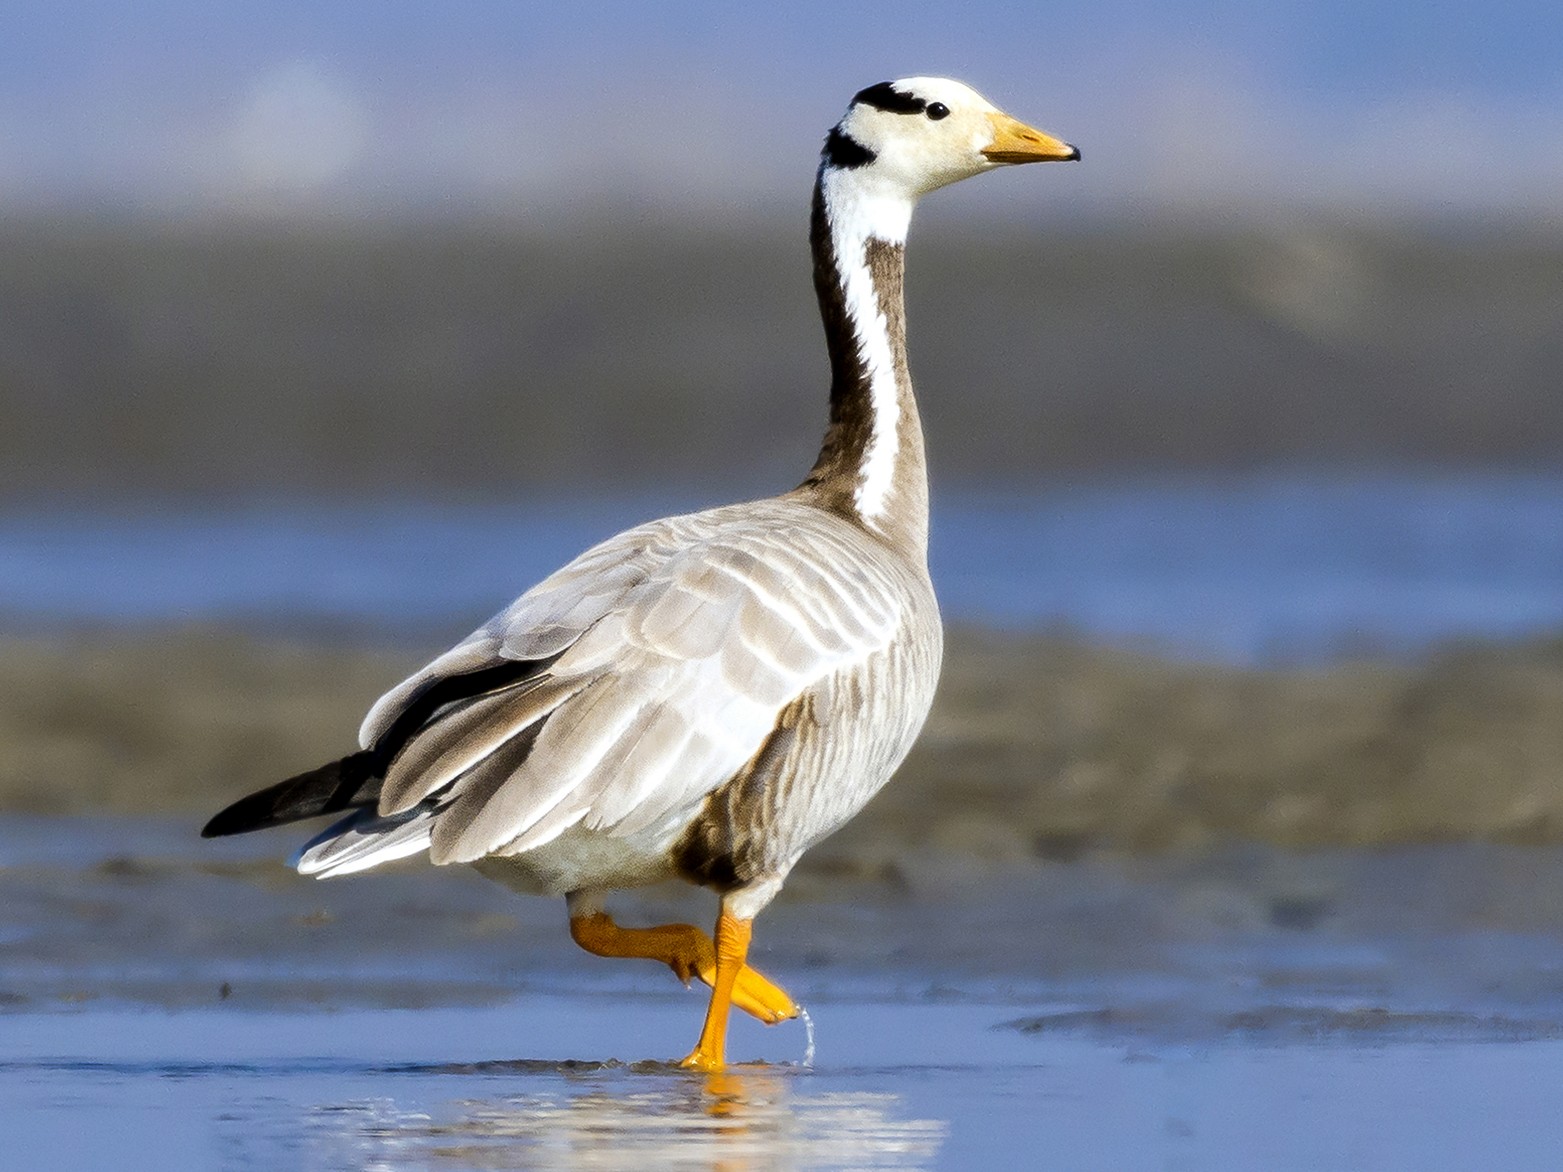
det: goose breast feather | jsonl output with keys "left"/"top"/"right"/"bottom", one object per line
{"left": 356, "top": 499, "right": 936, "bottom": 869}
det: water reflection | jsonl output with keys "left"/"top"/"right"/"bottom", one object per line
{"left": 308, "top": 1066, "right": 946, "bottom": 1169}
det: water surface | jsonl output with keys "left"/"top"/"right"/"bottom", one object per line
{"left": 10, "top": 998, "right": 1563, "bottom": 1169}
{"left": 10, "top": 818, "right": 1563, "bottom": 1168}
{"left": 2, "top": 474, "right": 1560, "bottom": 662}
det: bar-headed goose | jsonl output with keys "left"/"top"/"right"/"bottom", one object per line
{"left": 204, "top": 77, "right": 1077, "bottom": 1069}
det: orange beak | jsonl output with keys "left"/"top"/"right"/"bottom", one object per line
{"left": 981, "top": 113, "right": 1080, "bottom": 164}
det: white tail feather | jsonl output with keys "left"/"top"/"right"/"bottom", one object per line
{"left": 294, "top": 808, "right": 437, "bottom": 878}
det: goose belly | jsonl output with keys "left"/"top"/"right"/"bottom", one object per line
{"left": 470, "top": 819, "right": 684, "bottom": 898}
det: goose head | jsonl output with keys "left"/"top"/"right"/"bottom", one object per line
{"left": 824, "top": 77, "right": 1078, "bottom": 198}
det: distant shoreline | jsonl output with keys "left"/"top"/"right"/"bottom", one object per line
{"left": 3, "top": 220, "right": 1561, "bottom": 500}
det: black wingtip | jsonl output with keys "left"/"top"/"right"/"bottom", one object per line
{"left": 200, "top": 799, "right": 258, "bottom": 838}
{"left": 201, "top": 751, "right": 380, "bottom": 838}
{"left": 200, "top": 659, "right": 547, "bottom": 841}
{"left": 201, "top": 783, "right": 298, "bottom": 837}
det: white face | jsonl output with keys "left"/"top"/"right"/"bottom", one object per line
{"left": 832, "top": 77, "right": 1076, "bottom": 197}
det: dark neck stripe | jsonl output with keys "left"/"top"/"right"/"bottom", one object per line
{"left": 797, "top": 180, "right": 907, "bottom": 521}
{"left": 822, "top": 126, "right": 876, "bottom": 169}
{"left": 852, "top": 81, "right": 926, "bottom": 115}
{"left": 795, "top": 172, "right": 929, "bottom": 551}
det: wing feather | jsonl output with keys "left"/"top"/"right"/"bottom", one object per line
{"left": 428, "top": 724, "right": 548, "bottom": 864}
{"left": 357, "top": 635, "right": 501, "bottom": 750}
{"left": 336, "top": 503, "right": 917, "bottom": 870}
{"left": 378, "top": 675, "right": 583, "bottom": 815}
{"left": 434, "top": 672, "right": 655, "bottom": 861}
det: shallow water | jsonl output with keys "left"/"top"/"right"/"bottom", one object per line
{"left": 11, "top": 999, "right": 1563, "bottom": 1169}
{"left": 10, "top": 817, "right": 1563, "bottom": 1167}
{"left": 3, "top": 474, "right": 1561, "bottom": 662}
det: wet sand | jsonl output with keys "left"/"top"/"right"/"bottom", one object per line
{"left": 11, "top": 814, "right": 1563, "bottom": 1014}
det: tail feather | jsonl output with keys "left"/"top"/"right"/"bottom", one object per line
{"left": 293, "top": 803, "right": 439, "bottom": 877}
{"left": 201, "top": 750, "right": 381, "bottom": 838}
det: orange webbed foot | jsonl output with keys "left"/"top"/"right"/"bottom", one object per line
{"left": 568, "top": 912, "right": 798, "bottom": 1025}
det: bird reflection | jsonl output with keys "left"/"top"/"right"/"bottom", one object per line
{"left": 308, "top": 1064, "right": 946, "bottom": 1169}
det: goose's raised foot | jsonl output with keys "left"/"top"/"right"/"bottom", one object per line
{"left": 569, "top": 911, "right": 798, "bottom": 1024}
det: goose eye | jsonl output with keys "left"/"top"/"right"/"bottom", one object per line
{"left": 926, "top": 102, "right": 950, "bottom": 121}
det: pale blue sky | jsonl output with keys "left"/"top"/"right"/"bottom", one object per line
{"left": 3, "top": 1, "right": 1558, "bottom": 218}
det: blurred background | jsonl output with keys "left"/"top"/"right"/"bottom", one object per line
{"left": 4, "top": 0, "right": 1563, "bottom": 976}
{"left": 9, "top": 10, "right": 1563, "bottom": 1164}
{"left": 2, "top": 2, "right": 1562, "bottom": 633}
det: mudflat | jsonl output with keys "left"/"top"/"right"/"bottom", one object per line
{"left": 6, "top": 625, "right": 1562, "bottom": 853}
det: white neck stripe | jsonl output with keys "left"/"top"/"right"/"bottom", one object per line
{"left": 819, "top": 168, "right": 913, "bottom": 526}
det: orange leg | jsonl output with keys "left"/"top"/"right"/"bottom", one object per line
{"left": 679, "top": 910, "right": 752, "bottom": 1071}
{"left": 569, "top": 911, "right": 796, "bottom": 1025}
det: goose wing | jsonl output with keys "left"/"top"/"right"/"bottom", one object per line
{"left": 358, "top": 506, "right": 906, "bottom": 866}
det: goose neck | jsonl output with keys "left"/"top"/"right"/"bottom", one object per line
{"left": 797, "top": 167, "right": 929, "bottom": 557}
